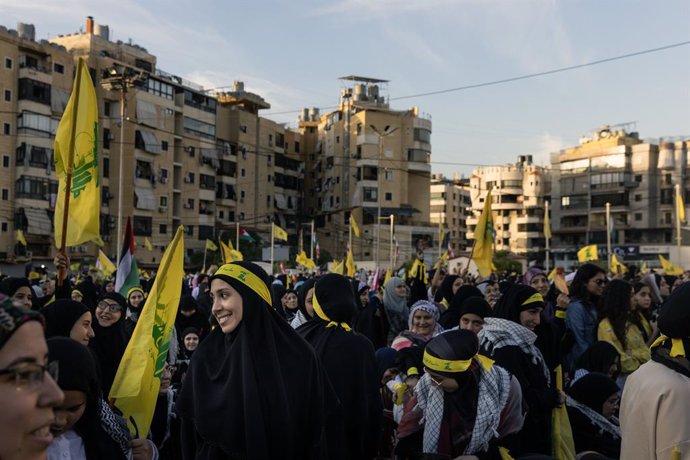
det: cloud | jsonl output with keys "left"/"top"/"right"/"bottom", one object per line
{"left": 532, "top": 132, "right": 566, "bottom": 165}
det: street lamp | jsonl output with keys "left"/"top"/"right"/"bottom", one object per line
{"left": 100, "top": 66, "right": 147, "bottom": 265}
{"left": 369, "top": 124, "right": 397, "bottom": 268}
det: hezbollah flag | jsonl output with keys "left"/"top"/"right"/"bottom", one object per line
{"left": 332, "top": 259, "right": 344, "bottom": 275}
{"left": 659, "top": 255, "right": 683, "bottom": 276}
{"left": 472, "top": 190, "right": 494, "bottom": 277}
{"left": 54, "top": 57, "right": 103, "bottom": 247}
{"left": 345, "top": 249, "right": 356, "bottom": 276}
{"left": 205, "top": 239, "right": 218, "bottom": 252}
{"left": 220, "top": 240, "right": 243, "bottom": 263}
{"left": 273, "top": 224, "right": 288, "bottom": 242}
{"left": 296, "top": 250, "right": 316, "bottom": 269}
{"left": 350, "top": 215, "right": 360, "bottom": 238}
{"left": 109, "top": 226, "right": 185, "bottom": 436}
{"left": 610, "top": 254, "right": 628, "bottom": 274}
{"left": 577, "top": 245, "right": 598, "bottom": 262}
{"left": 677, "top": 186, "right": 686, "bottom": 224}
{"left": 96, "top": 249, "right": 116, "bottom": 277}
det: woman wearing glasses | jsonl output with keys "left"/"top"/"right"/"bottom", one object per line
{"left": 0, "top": 295, "right": 64, "bottom": 460}
{"left": 565, "top": 263, "right": 607, "bottom": 370}
{"left": 88, "top": 292, "right": 129, "bottom": 396}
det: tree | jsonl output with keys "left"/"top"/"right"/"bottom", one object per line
{"left": 493, "top": 250, "right": 522, "bottom": 275}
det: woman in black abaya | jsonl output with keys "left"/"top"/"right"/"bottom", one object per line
{"left": 177, "top": 262, "right": 335, "bottom": 460}
{"left": 297, "top": 273, "right": 383, "bottom": 460}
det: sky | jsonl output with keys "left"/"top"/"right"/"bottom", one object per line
{"left": 2, "top": 0, "right": 689, "bottom": 176}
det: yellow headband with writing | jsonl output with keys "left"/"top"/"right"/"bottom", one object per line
{"left": 423, "top": 349, "right": 494, "bottom": 373}
{"left": 312, "top": 292, "right": 351, "bottom": 331}
{"left": 521, "top": 292, "right": 544, "bottom": 307}
{"left": 213, "top": 264, "right": 272, "bottom": 306}
{"left": 650, "top": 335, "right": 686, "bottom": 358}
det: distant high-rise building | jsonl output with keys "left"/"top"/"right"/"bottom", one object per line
{"left": 430, "top": 174, "right": 471, "bottom": 254}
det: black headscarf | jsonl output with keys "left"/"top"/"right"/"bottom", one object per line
{"left": 434, "top": 275, "right": 460, "bottom": 305}
{"left": 493, "top": 284, "right": 544, "bottom": 324}
{"left": 458, "top": 296, "right": 493, "bottom": 321}
{"left": 567, "top": 372, "right": 619, "bottom": 415}
{"left": 270, "top": 281, "right": 287, "bottom": 319}
{"left": 375, "top": 347, "right": 398, "bottom": 383}
{"left": 0, "top": 295, "right": 43, "bottom": 349}
{"left": 296, "top": 277, "right": 317, "bottom": 321}
{"left": 175, "top": 295, "right": 209, "bottom": 340}
{"left": 176, "top": 262, "right": 334, "bottom": 459}
{"left": 575, "top": 341, "right": 619, "bottom": 377}
{"left": 439, "top": 285, "right": 482, "bottom": 329}
{"left": 41, "top": 299, "right": 89, "bottom": 338}
{"left": 47, "top": 337, "right": 126, "bottom": 460}
{"left": 296, "top": 273, "right": 382, "bottom": 460}
{"left": 652, "top": 282, "right": 690, "bottom": 379}
{"left": 89, "top": 292, "right": 129, "bottom": 396}
{"left": 0, "top": 276, "right": 31, "bottom": 297}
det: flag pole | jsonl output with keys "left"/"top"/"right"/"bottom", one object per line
{"left": 57, "top": 58, "right": 85, "bottom": 286}
{"left": 390, "top": 214, "right": 394, "bottom": 271}
{"left": 545, "top": 200, "right": 551, "bottom": 273}
{"left": 438, "top": 221, "right": 442, "bottom": 259}
{"left": 606, "top": 202, "right": 612, "bottom": 271}
{"left": 270, "top": 223, "right": 275, "bottom": 276}
{"left": 236, "top": 222, "right": 240, "bottom": 253}
{"left": 676, "top": 183, "right": 682, "bottom": 263}
{"left": 348, "top": 216, "right": 353, "bottom": 254}
{"left": 310, "top": 219, "right": 315, "bottom": 261}
{"left": 202, "top": 244, "right": 207, "bottom": 274}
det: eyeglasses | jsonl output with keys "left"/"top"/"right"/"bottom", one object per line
{"left": 96, "top": 301, "right": 123, "bottom": 313}
{"left": 595, "top": 279, "right": 608, "bottom": 286}
{"left": 0, "top": 361, "right": 59, "bottom": 390}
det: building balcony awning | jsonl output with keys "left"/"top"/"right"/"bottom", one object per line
{"left": 363, "top": 205, "right": 421, "bottom": 217}
{"left": 134, "top": 187, "right": 156, "bottom": 210}
{"left": 139, "top": 129, "right": 161, "bottom": 154}
{"left": 23, "top": 207, "right": 52, "bottom": 236}
{"left": 274, "top": 193, "right": 288, "bottom": 211}
{"left": 136, "top": 100, "right": 159, "bottom": 128}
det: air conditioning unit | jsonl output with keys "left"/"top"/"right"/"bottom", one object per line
{"left": 159, "top": 177, "right": 167, "bottom": 184}
{"left": 183, "top": 203, "right": 192, "bottom": 209}
{"left": 25, "top": 251, "right": 33, "bottom": 258}
{"left": 183, "top": 177, "right": 191, "bottom": 183}
{"left": 158, "top": 206, "right": 167, "bottom": 213}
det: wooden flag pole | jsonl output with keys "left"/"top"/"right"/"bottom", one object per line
{"left": 236, "top": 222, "right": 240, "bottom": 253}
{"left": 57, "top": 58, "right": 85, "bottom": 287}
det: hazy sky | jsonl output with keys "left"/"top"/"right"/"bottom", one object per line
{"left": 3, "top": 0, "right": 689, "bottom": 176}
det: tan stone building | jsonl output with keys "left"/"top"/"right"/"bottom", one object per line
{"left": 468, "top": 155, "right": 550, "bottom": 264}
{"left": 430, "top": 174, "right": 472, "bottom": 254}
{"left": 298, "top": 76, "right": 434, "bottom": 266}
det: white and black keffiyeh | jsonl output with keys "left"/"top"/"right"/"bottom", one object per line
{"left": 99, "top": 397, "right": 131, "bottom": 455}
{"left": 565, "top": 396, "right": 621, "bottom": 439}
{"left": 290, "top": 309, "right": 309, "bottom": 329}
{"left": 478, "top": 317, "right": 551, "bottom": 385}
{"left": 414, "top": 359, "right": 512, "bottom": 454}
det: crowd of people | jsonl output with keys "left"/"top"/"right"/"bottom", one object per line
{"left": 1, "top": 251, "right": 689, "bottom": 459}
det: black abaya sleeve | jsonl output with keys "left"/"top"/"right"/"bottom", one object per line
{"left": 180, "top": 417, "right": 198, "bottom": 460}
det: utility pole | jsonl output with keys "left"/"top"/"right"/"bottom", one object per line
{"left": 369, "top": 124, "right": 397, "bottom": 269}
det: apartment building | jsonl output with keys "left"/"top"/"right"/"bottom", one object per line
{"left": 467, "top": 155, "right": 550, "bottom": 263}
{"left": 298, "top": 76, "right": 434, "bottom": 265}
{"left": 430, "top": 174, "right": 472, "bottom": 254}
{"left": 0, "top": 17, "right": 307, "bottom": 270}
{"left": 550, "top": 125, "right": 690, "bottom": 267}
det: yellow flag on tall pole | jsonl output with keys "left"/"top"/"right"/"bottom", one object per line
{"left": 273, "top": 224, "right": 288, "bottom": 242}
{"left": 15, "top": 229, "right": 27, "bottom": 246}
{"left": 205, "top": 239, "right": 218, "bottom": 251}
{"left": 54, "top": 57, "right": 103, "bottom": 248}
{"left": 296, "top": 250, "right": 316, "bottom": 269}
{"left": 471, "top": 190, "right": 494, "bottom": 277}
{"left": 109, "top": 226, "right": 185, "bottom": 437}
{"left": 677, "top": 185, "right": 686, "bottom": 224}
{"left": 346, "top": 249, "right": 356, "bottom": 276}
{"left": 610, "top": 254, "right": 628, "bottom": 274}
{"left": 577, "top": 245, "right": 599, "bottom": 262}
{"left": 544, "top": 206, "right": 552, "bottom": 240}
{"left": 220, "top": 240, "right": 243, "bottom": 263}
{"left": 96, "top": 249, "right": 116, "bottom": 277}
{"left": 659, "top": 255, "right": 684, "bottom": 275}
{"left": 143, "top": 237, "right": 153, "bottom": 252}
{"left": 350, "top": 215, "right": 360, "bottom": 238}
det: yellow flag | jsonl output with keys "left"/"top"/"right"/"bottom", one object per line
{"left": 332, "top": 259, "right": 344, "bottom": 275}
{"left": 220, "top": 240, "right": 243, "bottom": 263}
{"left": 350, "top": 215, "right": 360, "bottom": 238}
{"left": 610, "top": 254, "right": 628, "bottom": 274}
{"left": 551, "top": 365, "right": 577, "bottom": 460}
{"left": 677, "top": 186, "right": 686, "bottom": 224}
{"left": 54, "top": 58, "right": 103, "bottom": 248}
{"left": 96, "top": 249, "right": 116, "bottom": 276}
{"left": 205, "top": 239, "right": 218, "bottom": 251}
{"left": 577, "top": 245, "right": 598, "bottom": 262}
{"left": 383, "top": 269, "right": 392, "bottom": 287}
{"left": 547, "top": 267, "right": 558, "bottom": 281}
{"left": 659, "top": 255, "right": 683, "bottom": 276}
{"left": 109, "top": 226, "right": 185, "bottom": 436}
{"left": 143, "top": 237, "right": 153, "bottom": 252}
{"left": 273, "top": 223, "right": 288, "bottom": 242}
{"left": 640, "top": 261, "right": 649, "bottom": 274}
{"left": 472, "top": 190, "right": 494, "bottom": 277}
{"left": 16, "top": 229, "right": 27, "bottom": 246}
{"left": 296, "top": 251, "right": 315, "bottom": 269}
{"left": 346, "top": 249, "right": 356, "bottom": 276}
{"left": 544, "top": 208, "right": 552, "bottom": 240}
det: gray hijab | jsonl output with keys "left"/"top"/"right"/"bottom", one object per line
{"left": 383, "top": 277, "right": 408, "bottom": 313}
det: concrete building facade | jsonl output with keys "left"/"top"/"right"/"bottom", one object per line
{"left": 430, "top": 174, "right": 472, "bottom": 254}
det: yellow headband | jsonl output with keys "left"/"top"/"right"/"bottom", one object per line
{"left": 127, "top": 287, "right": 144, "bottom": 299}
{"left": 213, "top": 264, "right": 272, "bottom": 306}
{"left": 521, "top": 292, "right": 544, "bottom": 307}
{"left": 650, "top": 335, "right": 686, "bottom": 358}
{"left": 423, "top": 349, "right": 494, "bottom": 373}
{"left": 312, "top": 292, "right": 351, "bottom": 331}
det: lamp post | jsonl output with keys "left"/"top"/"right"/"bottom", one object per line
{"left": 369, "top": 124, "right": 397, "bottom": 269}
{"left": 100, "top": 66, "right": 146, "bottom": 265}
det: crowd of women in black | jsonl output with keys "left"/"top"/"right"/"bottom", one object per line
{"left": 1, "top": 254, "right": 690, "bottom": 460}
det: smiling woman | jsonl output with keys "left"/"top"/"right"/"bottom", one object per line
{"left": 0, "top": 297, "right": 64, "bottom": 460}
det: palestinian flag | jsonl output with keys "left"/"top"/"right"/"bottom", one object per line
{"left": 239, "top": 226, "right": 254, "bottom": 242}
{"left": 115, "top": 217, "right": 140, "bottom": 296}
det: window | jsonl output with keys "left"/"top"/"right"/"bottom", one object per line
{"left": 4, "top": 58, "right": 12, "bottom": 69}
{"left": 665, "top": 213, "right": 672, "bottom": 225}
{"left": 385, "top": 170, "right": 393, "bottom": 181}
{"left": 199, "top": 174, "right": 215, "bottom": 190}
{"left": 267, "top": 175, "right": 272, "bottom": 182}
{"left": 295, "top": 141, "right": 300, "bottom": 153}
{"left": 363, "top": 187, "right": 377, "bottom": 202}
{"left": 385, "top": 192, "right": 392, "bottom": 201}
{"left": 267, "top": 195, "right": 271, "bottom": 206}
{"left": 2, "top": 155, "right": 8, "bottom": 167}
{"left": 3, "top": 89, "right": 10, "bottom": 102}
{"left": 336, "top": 136, "right": 340, "bottom": 144}
{"left": 183, "top": 116, "right": 215, "bottom": 139}
{"left": 103, "top": 128, "right": 110, "bottom": 149}
{"left": 146, "top": 78, "right": 174, "bottom": 100}
{"left": 413, "top": 128, "right": 431, "bottom": 143}
{"left": 186, "top": 198, "right": 194, "bottom": 209}
{"left": 635, "top": 194, "right": 642, "bottom": 202}
{"left": 18, "top": 79, "right": 51, "bottom": 105}
{"left": 241, "top": 168, "right": 246, "bottom": 177}
{"left": 187, "top": 173, "right": 195, "bottom": 184}
{"left": 17, "top": 111, "right": 57, "bottom": 135}
{"left": 104, "top": 101, "right": 111, "bottom": 116}
{"left": 1, "top": 223, "right": 6, "bottom": 232}
{"left": 102, "top": 157, "right": 109, "bottom": 178}
{"left": 186, "top": 226, "right": 194, "bottom": 236}
{"left": 160, "top": 196, "right": 167, "bottom": 207}
{"left": 1, "top": 189, "right": 7, "bottom": 200}
{"left": 241, "top": 191, "right": 246, "bottom": 199}
{"left": 135, "top": 160, "right": 153, "bottom": 179}
{"left": 3, "top": 122, "right": 10, "bottom": 135}
{"left": 159, "top": 224, "right": 167, "bottom": 234}
{"left": 218, "top": 210, "right": 224, "bottom": 219}
{"left": 161, "top": 140, "right": 168, "bottom": 151}
{"left": 53, "top": 63, "right": 64, "bottom": 74}
{"left": 198, "top": 225, "right": 214, "bottom": 241}
{"left": 356, "top": 123, "right": 362, "bottom": 135}
{"left": 635, "top": 175, "right": 642, "bottom": 183}
{"left": 132, "top": 217, "right": 152, "bottom": 236}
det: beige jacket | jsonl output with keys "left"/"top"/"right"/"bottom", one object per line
{"left": 620, "top": 360, "right": 690, "bottom": 459}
